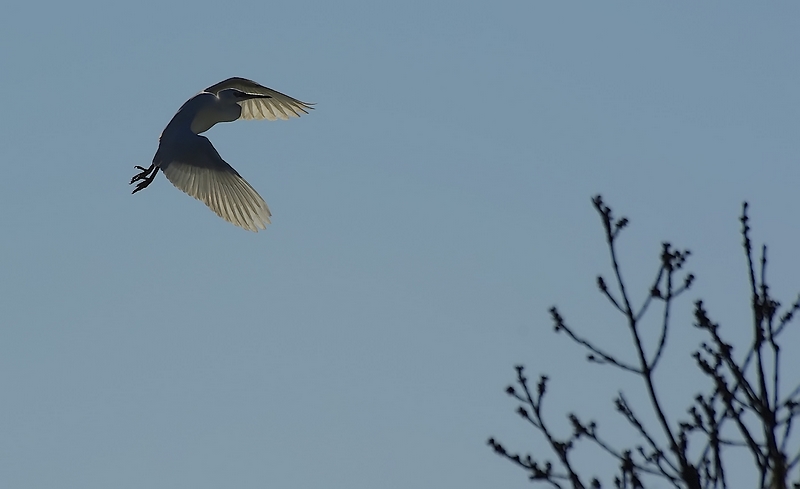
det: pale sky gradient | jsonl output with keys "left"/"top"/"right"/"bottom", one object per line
{"left": 1, "top": 2, "right": 799, "bottom": 488}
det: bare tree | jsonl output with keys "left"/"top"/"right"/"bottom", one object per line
{"left": 489, "top": 196, "right": 800, "bottom": 489}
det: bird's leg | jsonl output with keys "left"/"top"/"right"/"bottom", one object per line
{"left": 130, "top": 163, "right": 159, "bottom": 194}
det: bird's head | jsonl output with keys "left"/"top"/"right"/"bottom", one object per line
{"left": 218, "top": 88, "right": 272, "bottom": 103}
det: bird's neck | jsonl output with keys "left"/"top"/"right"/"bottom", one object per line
{"left": 186, "top": 92, "right": 241, "bottom": 134}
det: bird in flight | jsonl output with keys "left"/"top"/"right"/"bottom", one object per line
{"left": 130, "top": 77, "right": 313, "bottom": 231}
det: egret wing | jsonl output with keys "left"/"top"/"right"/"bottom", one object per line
{"left": 159, "top": 136, "right": 272, "bottom": 232}
{"left": 204, "top": 77, "right": 314, "bottom": 121}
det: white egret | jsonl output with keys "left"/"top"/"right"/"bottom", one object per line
{"left": 131, "top": 77, "right": 313, "bottom": 232}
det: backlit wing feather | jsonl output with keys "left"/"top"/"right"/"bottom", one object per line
{"left": 159, "top": 136, "right": 271, "bottom": 232}
{"left": 204, "top": 77, "right": 314, "bottom": 121}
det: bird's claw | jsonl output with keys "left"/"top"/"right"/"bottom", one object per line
{"left": 131, "top": 181, "right": 149, "bottom": 194}
{"left": 130, "top": 164, "right": 158, "bottom": 193}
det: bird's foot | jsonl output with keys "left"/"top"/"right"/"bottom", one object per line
{"left": 130, "top": 164, "right": 154, "bottom": 184}
{"left": 130, "top": 163, "right": 159, "bottom": 194}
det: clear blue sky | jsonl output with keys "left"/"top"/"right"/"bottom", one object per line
{"left": 1, "top": 2, "right": 799, "bottom": 488}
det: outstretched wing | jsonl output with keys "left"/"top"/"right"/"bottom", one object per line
{"left": 159, "top": 136, "right": 272, "bottom": 232}
{"left": 204, "top": 77, "right": 314, "bottom": 121}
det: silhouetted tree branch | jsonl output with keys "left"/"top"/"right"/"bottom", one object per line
{"left": 489, "top": 196, "right": 800, "bottom": 489}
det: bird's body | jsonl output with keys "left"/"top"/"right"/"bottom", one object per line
{"left": 131, "top": 78, "right": 313, "bottom": 232}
